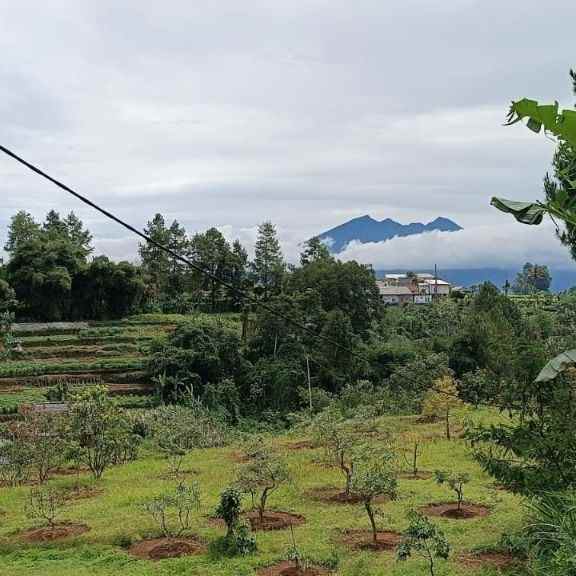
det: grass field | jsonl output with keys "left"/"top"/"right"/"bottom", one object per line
{"left": 0, "top": 408, "right": 527, "bottom": 576}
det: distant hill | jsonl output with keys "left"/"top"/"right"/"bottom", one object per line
{"left": 375, "top": 268, "right": 576, "bottom": 292}
{"left": 317, "top": 215, "right": 462, "bottom": 253}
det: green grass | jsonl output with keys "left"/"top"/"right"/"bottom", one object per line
{"left": 0, "top": 358, "right": 146, "bottom": 378}
{"left": 0, "top": 410, "right": 528, "bottom": 576}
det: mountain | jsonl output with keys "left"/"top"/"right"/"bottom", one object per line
{"left": 317, "top": 215, "right": 462, "bottom": 253}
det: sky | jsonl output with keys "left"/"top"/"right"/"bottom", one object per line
{"left": 1, "top": 0, "right": 575, "bottom": 269}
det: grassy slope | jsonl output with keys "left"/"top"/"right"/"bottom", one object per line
{"left": 0, "top": 409, "right": 526, "bottom": 576}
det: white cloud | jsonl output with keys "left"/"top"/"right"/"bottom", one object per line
{"left": 337, "top": 221, "right": 575, "bottom": 270}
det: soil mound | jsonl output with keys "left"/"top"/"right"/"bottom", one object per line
{"left": 20, "top": 522, "right": 90, "bottom": 542}
{"left": 420, "top": 502, "right": 490, "bottom": 519}
{"left": 257, "top": 561, "right": 331, "bottom": 575}
{"left": 128, "top": 537, "right": 205, "bottom": 560}
{"left": 340, "top": 529, "right": 402, "bottom": 551}
{"left": 459, "top": 550, "right": 520, "bottom": 570}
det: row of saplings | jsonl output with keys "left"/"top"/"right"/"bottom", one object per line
{"left": 1, "top": 391, "right": 485, "bottom": 576}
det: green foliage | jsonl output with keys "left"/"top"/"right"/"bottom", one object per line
{"left": 147, "top": 320, "right": 249, "bottom": 403}
{"left": 234, "top": 446, "right": 291, "bottom": 524}
{"left": 25, "top": 486, "right": 65, "bottom": 528}
{"left": 252, "top": 221, "right": 285, "bottom": 300}
{"left": 397, "top": 511, "right": 450, "bottom": 576}
{"left": 434, "top": 470, "right": 470, "bottom": 511}
{"left": 68, "top": 386, "right": 139, "bottom": 479}
{"left": 526, "top": 491, "right": 576, "bottom": 576}
{"left": 212, "top": 488, "right": 257, "bottom": 557}
{"left": 72, "top": 257, "right": 145, "bottom": 320}
{"left": 513, "top": 263, "right": 552, "bottom": 294}
{"left": 350, "top": 445, "right": 398, "bottom": 542}
{"left": 142, "top": 482, "right": 200, "bottom": 537}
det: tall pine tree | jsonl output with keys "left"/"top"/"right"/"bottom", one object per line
{"left": 252, "top": 222, "right": 284, "bottom": 300}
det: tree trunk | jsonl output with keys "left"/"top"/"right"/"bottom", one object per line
{"left": 413, "top": 442, "right": 418, "bottom": 477}
{"left": 259, "top": 488, "right": 269, "bottom": 525}
{"left": 365, "top": 500, "right": 378, "bottom": 543}
{"left": 445, "top": 407, "right": 451, "bottom": 440}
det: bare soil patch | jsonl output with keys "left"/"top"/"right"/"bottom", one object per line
{"left": 339, "top": 529, "right": 402, "bottom": 552}
{"left": 306, "top": 486, "right": 390, "bottom": 505}
{"left": 398, "top": 471, "right": 433, "bottom": 480}
{"left": 228, "top": 450, "right": 250, "bottom": 463}
{"left": 245, "top": 510, "right": 306, "bottom": 531}
{"left": 257, "top": 560, "right": 331, "bottom": 576}
{"left": 20, "top": 522, "right": 90, "bottom": 542}
{"left": 459, "top": 550, "right": 521, "bottom": 571}
{"left": 128, "top": 536, "right": 206, "bottom": 560}
{"left": 420, "top": 502, "right": 490, "bottom": 519}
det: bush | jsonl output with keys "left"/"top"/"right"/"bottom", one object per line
{"left": 211, "top": 488, "right": 257, "bottom": 558}
{"left": 143, "top": 482, "right": 201, "bottom": 537}
{"left": 25, "top": 487, "right": 65, "bottom": 528}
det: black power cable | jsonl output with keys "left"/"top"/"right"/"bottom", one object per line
{"left": 0, "top": 144, "right": 365, "bottom": 360}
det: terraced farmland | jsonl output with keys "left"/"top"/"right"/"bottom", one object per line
{"left": 0, "top": 314, "right": 212, "bottom": 413}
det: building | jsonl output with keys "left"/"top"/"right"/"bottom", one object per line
{"left": 377, "top": 272, "right": 453, "bottom": 305}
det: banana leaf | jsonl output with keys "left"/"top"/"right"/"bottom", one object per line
{"left": 535, "top": 350, "right": 576, "bottom": 383}
{"left": 490, "top": 197, "right": 547, "bottom": 225}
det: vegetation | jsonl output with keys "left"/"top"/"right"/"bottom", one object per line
{"left": 349, "top": 446, "right": 398, "bottom": 542}
{"left": 397, "top": 511, "right": 450, "bottom": 576}
{"left": 142, "top": 482, "right": 201, "bottom": 537}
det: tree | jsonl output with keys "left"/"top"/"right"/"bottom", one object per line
{"left": 25, "top": 487, "right": 65, "bottom": 529}
{"left": 401, "top": 432, "right": 429, "bottom": 479}
{"left": 397, "top": 511, "right": 450, "bottom": 576}
{"left": 0, "top": 280, "right": 18, "bottom": 313}
{"left": 349, "top": 447, "right": 398, "bottom": 543}
{"left": 7, "top": 236, "right": 84, "bottom": 321}
{"left": 229, "top": 240, "right": 249, "bottom": 310}
{"left": 513, "top": 262, "right": 551, "bottom": 293}
{"left": 235, "top": 447, "right": 291, "bottom": 526}
{"left": 42, "top": 210, "right": 92, "bottom": 260}
{"left": 252, "top": 222, "right": 284, "bottom": 300}
{"left": 143, "top": 482, "right": 201, "bottom": 537}
{"left": 434, "top": 471, "right": 470, "bottom": 513}
{"left": 310, "top": 409, "right": 358, "bottom": 496}
{"left": 139, "top": 213, "right": 172, "bottom": 293}
{"left": 421, "top": 375, "right": 464, "bottom": 440}
{"left": 542, "top": 70, "right": 576, "bottom": 259}
{"left": 63, "top": 212, "right": 93, "bottom": 259}
{"left": 72, "top": 257, "right": 145, "bottom": 320}
{"left": 300, "top": 237, "right": 332, "bottom": 266}
{"left": 485, "top": 75, "right": 576, "bottom": 495}
{"left": 67, "top": 386, "right": 138, "bottom": 479}
{"left": 213, "top": 488, "right": 257, "bottom": 556}
{"left": 147, "top": 320, "right": 249, "bottom": 403}
{"left": 9, "top": 412, "right": 67, "bottom": 484}
{"left": 4, "top": 211, "right": 41, "bottom": 254}
{"left": 188, "top": 228, "right": 233, "bottom": 311}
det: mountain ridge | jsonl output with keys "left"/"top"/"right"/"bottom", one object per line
{"left": 317, "top": 215, "right": 462, "bottom": 253}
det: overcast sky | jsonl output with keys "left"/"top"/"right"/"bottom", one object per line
{"left": 1, "top": 0, "right": 575, "bottom": 269}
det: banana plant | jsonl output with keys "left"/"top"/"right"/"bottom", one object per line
{"left": 492, "top": 98, "right": 576, "bottom": 228}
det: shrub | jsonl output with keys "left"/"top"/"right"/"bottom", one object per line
{"left": 310, "top": 409, "right": 358, "bottom": 495}
{"left": 350, "top": 446, "right": 398, "bottom": 543}
{"left": 421, "top": 375, "right": 464, "bottom": 440}
{"left": 397, "top": 511, "right": 450, "bottom": 576}
{"left": 211, "top": 488, "right": 257, "bottom": 557}
{"left": 143, "top": 482, "right": 201, "bottom": 537}
{"left": 235, "top": 447, "right": 291, "bottom": 525}
{"left": 434, "top": 470, "right": 470, "bottom": 512}
{"left": 25, "top": 487, "right": 65, "bottom": 528}
{"left": 67, "top": 386, "right": 139, "bottom": 479}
